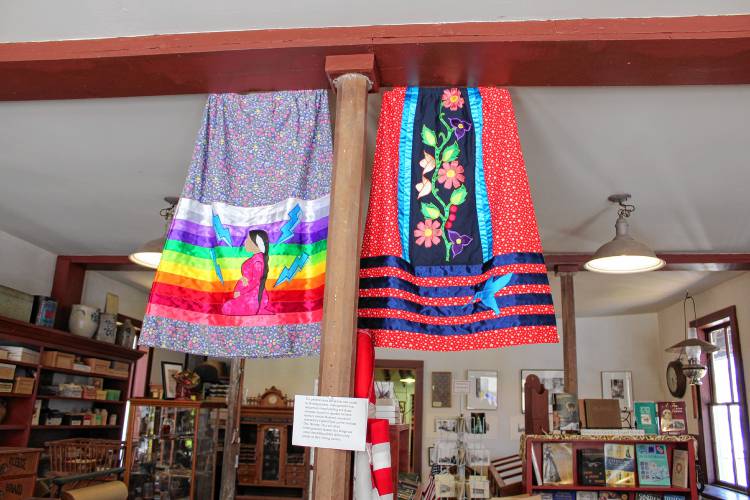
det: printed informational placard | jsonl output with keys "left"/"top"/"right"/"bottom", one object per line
{"left": 453, "top": 380, "right": 471, "bottom": 394}
{"left": 292, "top": 395, "right": 368, "bottom": 451}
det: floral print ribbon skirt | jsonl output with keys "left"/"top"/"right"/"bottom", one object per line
{"left": 139, "top": 91, "right": 332, "bottom": 358}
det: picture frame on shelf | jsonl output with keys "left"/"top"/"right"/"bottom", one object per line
{"left": 161, "top": 361, "right": 183, "bottom": 400}
{"left": 431, "top": 371, "right": 452, "bottom": 408}
{"left": 601, "top": 371, "right": 633, "bottom": 411}
{"left": 520, "top": 369, "right": 564, "bottom": 413}
{"left": 436, "top": 440, "right": 458, "bottom": 465}
{"left": 435, "top": 417, "right": 458, "bottom": 433}
{"left": 374, "top": 380, "right": 395, "bottom": 400}
{"left": 467, "top": 370, "right": 498, "bottom": 410}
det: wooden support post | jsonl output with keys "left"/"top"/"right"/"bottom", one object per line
{"left": 313, "top": 55, "right": 374, "bottom": 500}
{"left": 50, "top": 256, "right": 87, "bottom": 330}
{"left": 559, "top": 271, "right": 578, "bottom": 395}
{"left": 219, "top": 358, "right": 244, "bottom": 500}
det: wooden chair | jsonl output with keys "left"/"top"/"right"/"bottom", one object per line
{"left": 486, "top": 454, "right": 524, "bottom": 497}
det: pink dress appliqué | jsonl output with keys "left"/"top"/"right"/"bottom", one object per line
{"left": 221, "top": 253, "right": 272, "bottom": 316}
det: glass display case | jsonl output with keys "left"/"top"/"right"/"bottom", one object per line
{"left": 124, "top": 398, "right": 225, "bottom": 500}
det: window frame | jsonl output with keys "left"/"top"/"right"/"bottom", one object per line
{"left": 694, "top": 306, "right": 750, "bottom": 493}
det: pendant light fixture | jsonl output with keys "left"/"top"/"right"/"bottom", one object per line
{"left": 584, "top": 194, "right": 665, "bottom": 274}
{"left": 665, "top": 292, "right": 718, "bottom": 385}
{"left": 129, "top": 197, "right": 179, "bottom": 269}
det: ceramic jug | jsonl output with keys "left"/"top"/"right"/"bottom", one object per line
{"left": 68, "top": 304, "right": 99, "bottom": 338}
{"left": 96, "top": 313, "right": 118, "bottom": 344}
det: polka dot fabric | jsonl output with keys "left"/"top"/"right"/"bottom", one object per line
{"left": 358, "top": 87, "right": 558, "bottom": 352}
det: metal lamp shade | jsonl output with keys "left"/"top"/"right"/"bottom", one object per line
{"left": 584, "top": 217, "right": 665, "bottom": 274}
{"left": 128, "top": 236, "right": 166, "bottom": 269}
{"left": 665, "top": 337, "right": 719, "bottom": 354}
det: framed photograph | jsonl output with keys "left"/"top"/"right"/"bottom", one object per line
{"left": 374, "top": 380, "right": 395, "bottom": 400}
{"left": 601, "top": 371, "right": 633, "bottom": 411}
{"left": 435, "top": 417, "right": 458, "bottom": 433}
{"left": 161, "top": 361, "right": 183, "bottom": 400}
{"left": 467, "top": 447, "right": 491, "bottom": 467}
{"left": 431, "top": 371, "right": 452, "bottom": 408}
{"left": 436, "top": 440, "right": 458, "bottom": 465}
{"left": 467, "top": 370, "right": 498, "bottom": 410}
{"left": 521, "top": 369, "right": 564, "bottom": 413}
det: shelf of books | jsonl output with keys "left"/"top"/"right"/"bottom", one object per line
{"left": 523, "top": 435, "right": 697, "bottom": 500}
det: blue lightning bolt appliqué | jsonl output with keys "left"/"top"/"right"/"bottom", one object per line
{"left": 278, "top": 204, "right": 301, "bottom": 243}
{"left": 210, "top": 208, "right": 232, "bottom": 283}
{"left": 274, "top": 253, "right": 309, "bottom": 287}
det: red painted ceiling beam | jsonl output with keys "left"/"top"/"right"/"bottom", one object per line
{"left": 1, "top": 15, "right": 750, "bottom": 100}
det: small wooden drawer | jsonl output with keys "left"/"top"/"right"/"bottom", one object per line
{"left": 0, "top": 448, "right": 41, "bottom": 479}
{"left": 12, "top": 376, "right": 34, "bottom": 395}
{"left": 41, "top": 351, "right": 75, "bottom": 369}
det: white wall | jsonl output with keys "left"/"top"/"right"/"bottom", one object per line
{"left": 1, "top": 0, "right": 749, "bottom": 43}
{"left": 0, "top": 229, "right": 56, "bottom": 295}
{"left": 656, "top": 272, "right": 750, "bottom": 433}
{"left": 81, "top": 271, "right": 149, "bottom": 319}
{"left": 242, "top": 356, "right": 319, "bottom": 401}
{"left": 377, "top": 313, "right": 667, "bottom": 476}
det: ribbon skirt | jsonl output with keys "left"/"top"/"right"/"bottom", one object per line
{"left": 358, "top": 87, "right": 558, "bottom": 351}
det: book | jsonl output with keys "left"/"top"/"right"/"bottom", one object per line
{"left": 598, "top": 493, "right": 628, "bottom": 500}
{"left": 658, "top": 401, "right": 687, "bottom": 435}
{"left": 671, "top": 448, "right": 688, "bottom": 488}
{"left": 663, "top": 495, "right": 686, "bottom": 500}
{"left": 554, "top": 392, "right": 580, "bottom": 431}
{"left": 636, "top": 443, "right": 670, "bottom": 486}
{"left": 542, "top": 442, "right": 574, "bottom": 485}
{"left": 580, "top": 429, "right": 645, "bottom": 437}
{"left": 576, "top": 493, "right": 597, "bottom": 500}
{"left": 634, "top": 401, "right": 659, "bottom": 435}
{"left": 604, "top": 443, "right": 636, "bottom": 487}
{"left": 584, "top": 399, "right": 622, "bottom": 428}
{"left": 552, "top": 493, "right": 575, "bottom": 500}
{"left": 636, "top": 494, "right": 662, "bottom": 500}
{"left": 531, "top": 443, "right": 542, "bottom": 485}
{"left": 578, "top": 448, "right": 605, "bottom": 486}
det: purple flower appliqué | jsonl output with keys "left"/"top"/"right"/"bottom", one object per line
{"left": 448, "top": 230, "right": 473, "bottom": 257}
{"left": 448, "top": 118, "right": 472, "bottom": 139}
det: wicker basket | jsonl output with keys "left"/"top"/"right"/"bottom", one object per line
{"left": 46, "top": 439, "right": 125, "bottom": 476}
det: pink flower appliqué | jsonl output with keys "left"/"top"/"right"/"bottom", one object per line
{"left": 414, "top": 219, "right": 442, "bottom": 248}
{"left": 438, "top": 161, "right": 465, "bottom": 189}
{"left": 442, "top": 88, "right": 464, "bottom": 111}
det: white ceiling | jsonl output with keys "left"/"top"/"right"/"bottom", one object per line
{"left": 2, "top": 1, "right": 749, "bottom": 42}
{"left": 2, "top": 85, "right": 749, "bottom": 316}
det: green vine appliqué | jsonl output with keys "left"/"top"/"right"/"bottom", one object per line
{"left": 413, "top": 88, "right": 473, "bottom": 262}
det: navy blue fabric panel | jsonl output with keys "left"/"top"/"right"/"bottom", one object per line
{"left": 359, "top": 273, "right": 549, "bottom": 297}
{"left": 359, "top": 293, "right": 553, "bottom": 317}
{"left": 360, "top": 253, "right": 546, "bottom": 277}
{"left": 408, "top": 88, "right": 482, "bottom": 266}
{"left": 358, "top": 314, "right": 557, "bottom": 336}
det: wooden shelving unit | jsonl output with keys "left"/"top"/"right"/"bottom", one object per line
{"left": 524, "top": 435, "right": 698, "bottom": 499}
{"left": 0, "top": 315, "right": 143, "bottom": 448}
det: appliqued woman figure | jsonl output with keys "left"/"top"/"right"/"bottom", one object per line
{"left": 222, "top": 230, "right": 273, "bottom": 316}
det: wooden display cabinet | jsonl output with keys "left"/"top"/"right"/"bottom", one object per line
{"left": 236, "top": 387, "right": 309, "bottom": 499}
{"left": 0, "top": 315, "right": 143, "bottom": 450}
{"left": 124, "top": 398, "right": 225, "bottom": 500}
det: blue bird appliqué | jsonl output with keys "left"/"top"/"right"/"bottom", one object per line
{"left": 472, "top": 273, "right": 513, "bottom": 315}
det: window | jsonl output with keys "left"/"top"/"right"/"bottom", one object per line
{"left": 697, "top": 306, "right": 750, "bottom": 492}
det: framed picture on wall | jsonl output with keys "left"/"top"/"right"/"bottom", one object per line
{"left": 601, "top": 371, "right": 633, "bottom": 411}
{"left": 374, "top": 380, "right": 395, "bottom": 400}
{"left": 467, "top": 370, "right": 498, "bottom": 410}
{"left": 431, "top": 371, "right": 452, "bottom": 408}
{"left": 161, "top": 361, "right": 183, "bottom": 400}
{"left": 520, "top": 369, "right": 564, "bottom": 413}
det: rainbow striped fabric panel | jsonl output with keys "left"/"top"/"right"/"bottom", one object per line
{"left": 140, "top": 91, "right": 332, "bottom": 357}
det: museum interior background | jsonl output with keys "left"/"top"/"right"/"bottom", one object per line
{"left": 1, "top": 86, "right": 749, "bottom": 478}
{"left": 1, "top": 3, "right": 750, "bottom": 498}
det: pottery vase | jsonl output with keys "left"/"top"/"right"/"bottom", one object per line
{"left": 68, "top": 305, "right": 99, "bottom": 338}
{"left": 96, "top": 313, "right": 118, "bottom": 344}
